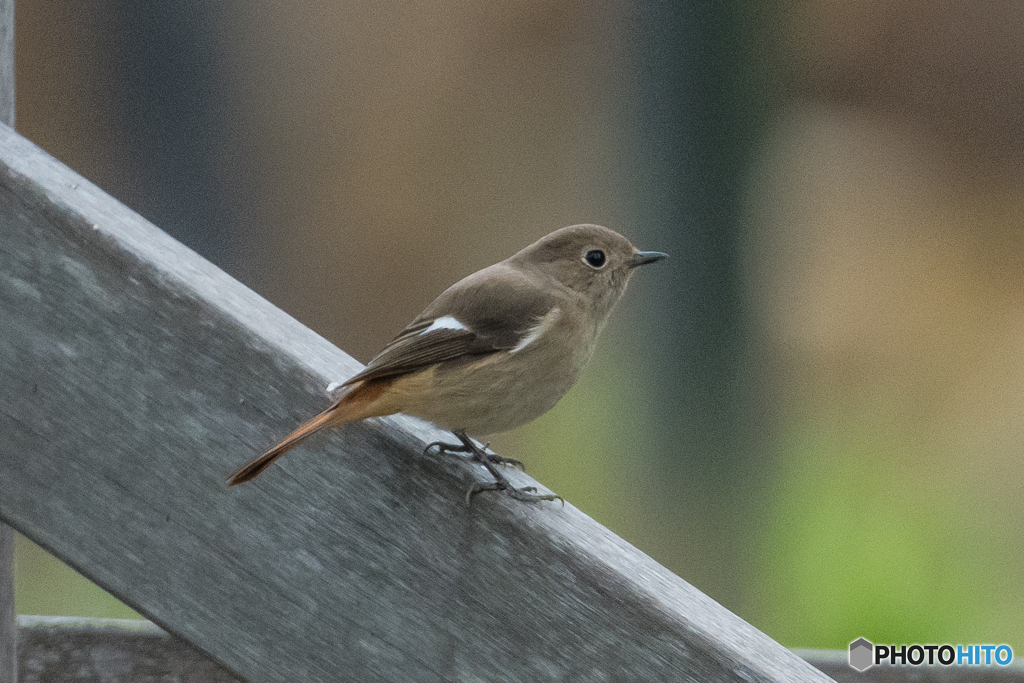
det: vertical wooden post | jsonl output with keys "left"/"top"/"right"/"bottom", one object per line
{"left": 0, "top": 1, "right": 16, "bottom": 681}
{"left": 0, "top": 0, "right": 9, "bottom": 125}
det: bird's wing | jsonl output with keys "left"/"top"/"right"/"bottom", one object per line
{"left": 342, "top": 263, "right": 560, "bottom": 385}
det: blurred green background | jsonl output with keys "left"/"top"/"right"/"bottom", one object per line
{"left": 9, "top": 1, "right": 1024, "bottom": 650}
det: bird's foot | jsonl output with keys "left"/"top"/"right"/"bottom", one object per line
{"left": 424, "top": 439, "right": 471, "bottom": 456}
{"left": 428, "top": 430, "right": 561, "bottom": 506}
{"left": 465, "top": 480, "right": 564, "bottom": 506}
{"left": 483, "top": 453, "right": 525, "bottom": 470}
{"left": 424, "top": 436, "right": 524, "bottom": 470}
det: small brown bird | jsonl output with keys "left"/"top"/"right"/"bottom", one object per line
{"left": 228, "top": 224, "right": 666, "bottom": 502}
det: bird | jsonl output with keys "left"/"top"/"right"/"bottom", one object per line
{"left": 227, "top": 224, "right": 666, "bottom": 503}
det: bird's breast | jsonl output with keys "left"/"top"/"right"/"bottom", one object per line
{"left": 396, "top": 310, "right": 595, "bottom": 435}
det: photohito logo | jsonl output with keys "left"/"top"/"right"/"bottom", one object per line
{"left": 849, "top": 638, "right": 1013, "bottom": 671}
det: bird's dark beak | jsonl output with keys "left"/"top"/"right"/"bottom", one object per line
{"left": 630, "top": 250, "right": 668, "bottom": 268}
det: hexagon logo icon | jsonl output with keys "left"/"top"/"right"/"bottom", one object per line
{"left": 849, "top": 638, "right": 874, "bottom": 671}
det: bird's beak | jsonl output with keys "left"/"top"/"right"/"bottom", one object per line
{"left": 630, "top": 250, "right": 668, "bottom": 268}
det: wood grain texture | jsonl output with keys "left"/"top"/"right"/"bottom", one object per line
{"left": 19, "top": 620, "right": 1022, "bottom": 683}
{"left": 17, "top": 617, "right": 242, "bottom": 683}
{"left": 0, "top": 0, "right": 10, "bottom": 127}
{"left": 0, "top": 124, "right": 832, "bottom": 682}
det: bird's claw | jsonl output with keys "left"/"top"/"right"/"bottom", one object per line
{"left": 429, "top": 430, "right": 562, "bottom": 506}
{"left": 465, "top": 481, "right": 564, "bottom": 506}
{"left": 486, "top": 454, "right": 525, "bottom": 470}
{"left": 424, "top": 440, "right": 467, "bottom": 456}
{"left": 425, "top": 440, "right": 524, "bottom": 470}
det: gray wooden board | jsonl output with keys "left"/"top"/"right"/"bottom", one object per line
{"left": 17, "top": 621, "right": 1024, "bottom": 683}
{"left": 17, "top": 617, "right": 241, "bottom": 683}
{"left": 0, "top": 123, "right": 833, "bottom": 682}
{"left": 0, "top": 0, "right": 11, "bottom": 127}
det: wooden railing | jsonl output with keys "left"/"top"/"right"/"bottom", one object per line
{"left": 0, "top": 115, "right": 834, "bottom": 682}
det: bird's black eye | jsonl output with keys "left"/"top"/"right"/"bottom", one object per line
{"left": 584, "top": 249, "right": 606, "bottom": 268}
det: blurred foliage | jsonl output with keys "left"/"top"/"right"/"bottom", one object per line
{"left": 14, "top": 533, "right": 138, "bottom": 619}
{"left": 754, "top": 413, "right": 1023, "bottom": 648}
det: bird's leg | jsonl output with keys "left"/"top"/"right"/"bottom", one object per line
{"left": 465, "top": 480, "right": 564, "bottom": 507}
{"left": 424, "top": 432, "right": 524, "bottom": 470}
{"left": 427, "top": 430, "right": 562, "bottom": 505}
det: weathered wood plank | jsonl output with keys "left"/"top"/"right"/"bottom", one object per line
{"left": 0, "top": 123, "right": 832, "bottom": 682}
{"left": 0, "top": 2, "right": 16, "bottom": 682}
{"left": 19, "top": 620, "right": 1024, "bottom": 683}
{"left": 0, "top": 0, "right": 11, "bottom": 127}
{"left": 17, "top": 617, "right": 242, "bottom": 683}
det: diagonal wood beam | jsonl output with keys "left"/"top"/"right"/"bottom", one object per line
{"left": 0, "top": 123, "right": 831, "bottom": 682}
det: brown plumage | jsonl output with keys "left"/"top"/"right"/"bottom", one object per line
{"left": 227, "top": 377, "right": 395, "bottom": 485}
{"left": 226, "top": 224, "right": 667, "bottom": 495}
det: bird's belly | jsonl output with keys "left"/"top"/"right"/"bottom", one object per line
{"left": 395, "top": 346, "right": 582, "bottom": 435}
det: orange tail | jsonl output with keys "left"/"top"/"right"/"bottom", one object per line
{"left": 227, "top": 378, "right": 394, "bottom": 486}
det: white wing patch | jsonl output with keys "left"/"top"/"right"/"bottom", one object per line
{"left": 419, "top": 315, "right": 469, "bottom": 335}
{"left": 511, "top": 307, "right": 561, "bottom": 353}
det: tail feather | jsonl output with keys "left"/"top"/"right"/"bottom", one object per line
{"left": 227, "top": 377, "right": 396, "bottom": 486}
{"left": 227, "top": 407, "right": 342, "bottom": 485}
